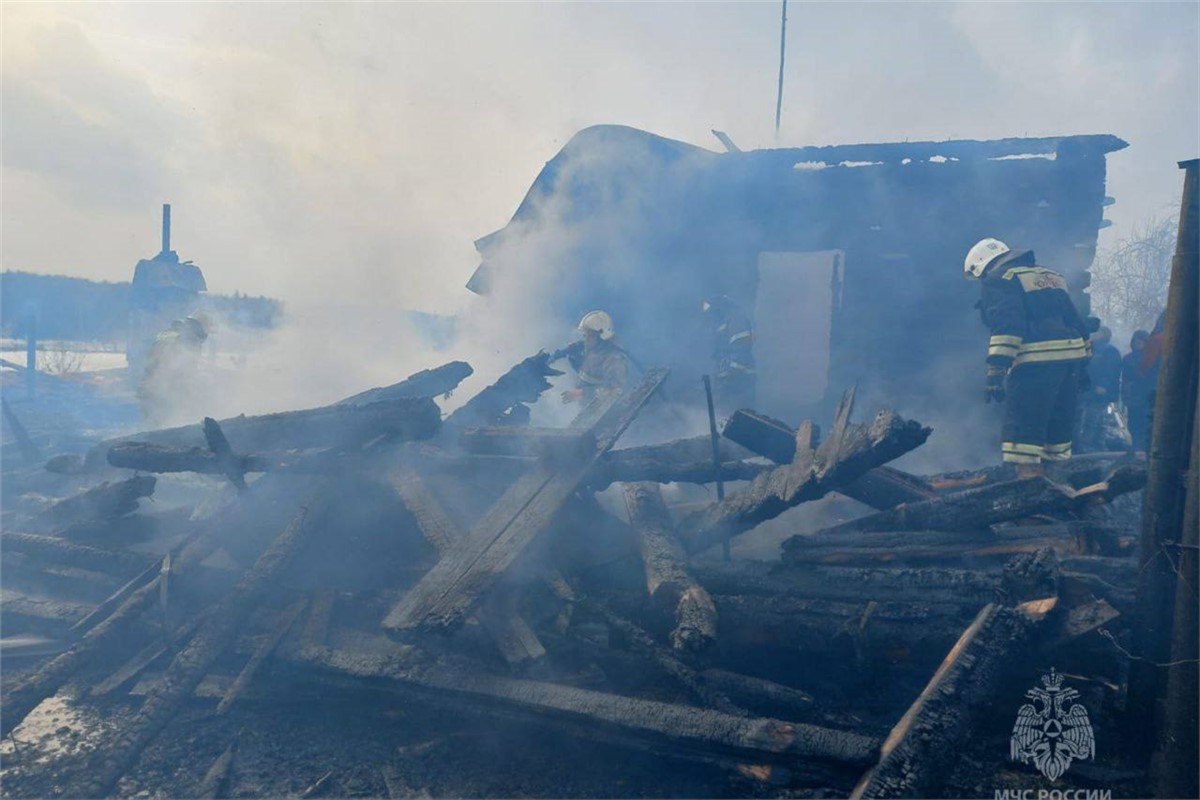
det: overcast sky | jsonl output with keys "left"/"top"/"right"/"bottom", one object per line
{"left": 4, "top": 1, "right": 1198, "bottom": 317}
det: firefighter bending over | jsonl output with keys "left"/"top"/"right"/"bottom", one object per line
{"left": 964, "top": 239, "right": 1091, "bottom": 476}
{"left": 701, "top": 295, "right": 756, "bottom": 415}
{"left": 137, "top": 314, "right": 209, "bottom": 424}
{"left": 560, "top": 310, "right": 630, "bottom": 405}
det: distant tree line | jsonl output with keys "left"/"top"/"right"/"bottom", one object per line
{"left": 1089, "top": 213, "right": 1176, "bottom": 341}
{"left": 0, "top": 271, "right": 280, "bottom": 342}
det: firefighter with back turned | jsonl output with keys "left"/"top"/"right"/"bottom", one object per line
{"left": 964, "top": 238, "right": 1092, "bottom": 476}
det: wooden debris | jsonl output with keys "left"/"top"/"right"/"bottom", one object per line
{"left": 459, "top": 426, "right": 597, "bottom": 461}
{"left": 63, "top": 499, "right": 327, "bottom": 798}
{"left": 384, "top": 369, "right": 668, "bottom": 633}
{"left": 203, "top": 417, "right": 247, "bottom": 490}
{"left": 216, "top": 596, "right": 309, "bottom": 715}
{"left": 299, "top": 770, "right": 335, "bottom": 798}
{"left": 850, "top": 600, "right": 1052, "bottom": 798}
{"left": 197, "top": 740, "right": 237, "bottom": 799}
{"left": 40, "top": 475, "right": 156, "bottom": 529}
{"left": 788, "top": 468, "right": 1145, "bottom": 551}
{"left": 699, "top": 668, "right": 814, "bottom": 720}
{"left": 91, "top": 617, "right": 204, "bottom": 697}
{"left": 1, "top": 532, "right": 151, "bottom": 576}
{"left": 721, "top": 408, "right": 936, "bottom": 509}
{"left": 624, "top": 482, "right": 717, "bottom": 655}
{"left": 92, "top": 396, "right": 441, "bottom": 465}
{"left": 679, "top": 389, "right": 931, "bottom": 555}
{"left": 289, "top": 638, "right": 881, "bottom": 769}
{"left": 444, "top": 352, "right": 562, "bottom": 430}
{"left": 335, "top": 361, "right": 473, "bottom": 407}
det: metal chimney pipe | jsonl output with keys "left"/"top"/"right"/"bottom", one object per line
{"left": 161, "top": 203, "right": 171, "bottom": 253}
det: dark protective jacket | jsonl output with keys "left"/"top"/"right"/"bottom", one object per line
{"left": 574, "top": 339, "right": 630, "bottom": 400}
{"left": 1086, "top": 342, "right": 1122, "bottom": 400}
{"left": 980, "top": 255, "right": 1090, "bottom": 369}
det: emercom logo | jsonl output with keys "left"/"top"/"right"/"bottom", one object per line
{"left": 1010, "top": 668, "right": 1096, "bottom": 781}
{"left": 995, "top": 792, "right": 1111, "bottom": 800}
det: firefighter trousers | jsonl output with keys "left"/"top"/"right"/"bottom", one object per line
{"left": 1001, "top": 361, "right": 1081, "bottom": 464}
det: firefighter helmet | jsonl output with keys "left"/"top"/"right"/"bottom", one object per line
{"left": 964, "top": 238, "right": 1011, "bottom": 279}
{"left": 577, "top": 310, "right": 615, "bottom": 340}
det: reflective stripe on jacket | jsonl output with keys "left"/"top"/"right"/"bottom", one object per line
{"left": 980, "top": 265, "right": 1090, "bottom": 369}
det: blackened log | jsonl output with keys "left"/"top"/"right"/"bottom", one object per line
{"left": 66, "top": 501, "right": 327, "bottom": 798}
{"left": 384, "top": 369, "right": 668, "bottom": 633}
{"left": 107, "top": 442, "right": 266, "bottom": 475}
{"left": 721, "top": 408, "right": 935, "bottom": 509}
{"left": 591, "top": 436, "right": 766, "bottom": 489}
{"left": 288, "top": 638, "right": 880, "bottom": 768}
{"left": 40, "top": 476, "right": 156, "bottom": 528}
{"left": 692, "top": 561, "right": 1003, "bottom": 608}
{"left": 216, "top": 597, "right": 308, "bottom": 715}
{"left": 335, "top": 361, "right": 473, "bottom": 406}
{"left": 923, "top": 451, "right": 1141, "bottom": 493}
{"left": 1042, "top": 598, "right": 1120, "bottom": 651}
{"left": 0, "top": 532, "right": 151, "bottom": 576}
{"left": 679, "top": 390, "right": 931, "bottom": 555}
{"left": 699, "top": 668, "right": 814, "bottom": 720}
{"left": 444, "top": 352, "right": 562, "bottom": 430}
{"left": 712, "top": 593, "right": 983, "bottom": 662}
{"left": 788, "top": 470, "right": 1145, "bottom": 550}
{"left": 92, "top": 396, "right": 441, "bottom": 465}
{"left": 624, "top": 482, "right": 717, "bottom": 655}
{"left": 91, "top": 617, "right": 204, "bottom": 697}
{"left": 850, "top": 600, "right": 1053, "bottom": 799}
{"left": 781, "top": 524, "right": 1094, "bottom": 568}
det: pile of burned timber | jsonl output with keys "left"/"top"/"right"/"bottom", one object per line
{"left": 0, "top": 355, "right": 1148, "bottom": 798}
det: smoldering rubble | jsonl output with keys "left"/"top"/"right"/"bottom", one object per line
{"left": 0, "top": 347, "right": 1154, "bottom": 799}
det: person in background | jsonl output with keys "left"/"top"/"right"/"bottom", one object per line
{"left": 137, "top": 314, "right": 209, "bottom": 424}
{"left": 963, "top": 238, "right": 1091, "bottom": 476}
{"left": 560, "top": 310, "right": 630, "bottom": 405}
{"left": 1121, "top": 330, "right": 1152, "bottom": 451}
{"left": 701, "top": 294, "right": 756, "bottom": 415}
{"left": 1078, "top": 326, "right": 1122, "bottom": 451}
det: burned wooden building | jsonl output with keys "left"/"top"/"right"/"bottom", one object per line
{"left": 468, "top": 126, "right": 1127, "bottom": 463}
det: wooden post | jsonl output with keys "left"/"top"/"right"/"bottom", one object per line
{"left": 1151, "top": 161, "right": 1200, "bottom": 796}
{"left": 1129, "top": 159, "right": 1199, "bottom": 751}
{"left": 702, "top": 375, "right": 731, "bottom": 562}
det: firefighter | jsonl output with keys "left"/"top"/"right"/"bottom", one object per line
{"left": 1078, "top": 325, "right": 1123, "bottom": 452}
{"left": 560, "top": 310, "right": 630, "bottom": 405}
{"left": 137, "top": 314, "right": 209, "bottom": 423}
{"left": 701, "top": 294, "right": 756, "bottom": 415}
{"left": 964, "top": 239, "right": 1091, "bottom": 476}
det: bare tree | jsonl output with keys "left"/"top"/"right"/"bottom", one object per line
{"left": 1090, "top": 214, "right": 1177, "bottom": 338}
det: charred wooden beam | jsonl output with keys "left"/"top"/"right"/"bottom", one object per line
{"left": 850, "top": 599, "right": 1054, "bottom": 798}
{"left": 197, "top": 741, "right": 238, "bottom": 799}
{"left": 92, "top": 396, "right": 441, "bottom": 466}
{"left": 721, "top": 408, "right": 936, "bottom": 510}
{"left": 444, "top": 352, "right": 562, "bottom": 430}
{"left": 699, "top": 668, "right": 814, "bottom": 720}
{"left": 679, "top": 390, "right": 931, "bottom": 555}
{"left": 590, "top": 435, "right": 767, "bottom": 489}
{"left": 625, "top": 482, "right": 717, "bottom": 655}
{"left": 781, "top": 523, "right": 1099, "bottom": 568}
{"left": 924, "top": 451, "right": 1141, "bottom": 493}
{"left": 216, "top": 597, "right": 308, "bottom": 715}
{"left": 335, "top": 361, "right": 473, "bottom": 407}
{"left": 384, "top": 369, "right": 668, "bottom": 633}
{"left": 90, "top": 617, "right": 204, "bottom": 697}
{"left": 287, "top": 637, "right": 880, "bottom": 768}
{"left": 40, "top": 476, "right": 156, "bottom": 528}
{"left": 203, "top": 417, "right": 247, "bottom": 490}
{"left": 788, "top": 467, "right": 1146, "bottom": 550}
{"left": 65, "top": 500, "right": 328, "bottom": 798}
{"left": 692, "top": 561, "right": 1004, "bottom": 608}
{"left": 0, "top": 532, "right": 151, "bottom": 576}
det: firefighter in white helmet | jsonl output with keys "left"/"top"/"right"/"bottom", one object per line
{"left": 560, "top": 310, "right": 630, "bottom": 404}
{"left": 964, "top": 238, "right": 1091, "bottom": 476}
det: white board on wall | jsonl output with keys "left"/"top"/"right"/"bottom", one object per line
{"left": 753, "top": 250, "right": 842, "bottom": 423}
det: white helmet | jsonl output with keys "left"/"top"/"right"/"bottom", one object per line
{"left": 577, "top": 309, "right": 615, "bottom": 340}
{"left": 964, "top": 238, "right": 1011, "bottom": 279}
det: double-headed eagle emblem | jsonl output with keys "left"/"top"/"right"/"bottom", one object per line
{"left": 1010, "top": 668, "right": 1095, "bottom": 781}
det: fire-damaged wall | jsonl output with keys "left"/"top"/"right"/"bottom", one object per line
{"left": 469, "top": 125, "right": 1126, "bottom": 468}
